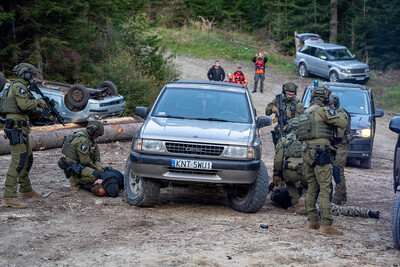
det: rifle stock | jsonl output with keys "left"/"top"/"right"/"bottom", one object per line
{"left": 30, "top": 82, "right": 65, "bottom": 126}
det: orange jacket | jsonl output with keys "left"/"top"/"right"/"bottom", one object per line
{"left": 233, "top": 71, "right": 248, "bottom": 85}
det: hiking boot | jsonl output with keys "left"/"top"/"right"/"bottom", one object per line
{"left": 1, "top": 198, "right": 28, "bottom": 209}
{"left": 69, "top": 177, "right": 79, "bottom": 191}
{"left": 320, "top": 225, "right": 343, "bottom": 236}
{"left": 19, "top": 190, "right": 42, "bottom": 198}
{"left": 252, "top": 90, "right": 256, "bottom": 93}
{"left": 306, "top": 220, "right": 320, "bottom": 229}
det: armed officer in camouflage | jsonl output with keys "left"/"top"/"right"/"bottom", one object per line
{"left": 60, "top": 120, "right": 105, "bottom": 190}
{"left": 298, "top": 86, "right": 347, "bottom": 236}
{"left": 329, "top": 93, "right": 353, "bottom": 205}
{"left": 265, "top": 82, "right": 304, "bottom": 146}
{"left": 0, "top": 63, "right": 46, "bottom": 209}
{"left": 272, "top": 118, "right": 307, "bottom": 213}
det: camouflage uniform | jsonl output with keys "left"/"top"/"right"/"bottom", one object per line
{"left": 332, "top": 102, "right": 352, "bottom": 204}
{"left": 1, "top": 64, "right": 44, "bottom": 202}
{"left": 329, "top": 203, "right": 370, "bottom": 217}
{"left": 266, "top": 82, "right": 304, "bottom": 145}
{"left": 273, "top": 131, "right": 307, "bottom": 206}
{"left": 298, "top": 86, "right": 347, "bottom": 227}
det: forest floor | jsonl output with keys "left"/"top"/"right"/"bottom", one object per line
{"left": 0, "top": 56, "right": 399, "bottom": 266}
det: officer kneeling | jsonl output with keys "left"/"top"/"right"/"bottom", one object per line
{"left": 58, "top": 120, "right": 124, "bottom": 197}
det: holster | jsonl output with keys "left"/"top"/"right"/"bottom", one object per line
{"left": 4, "top": 119, "right": 24, "bottom": 145}
{"left": 58, "top": 157, "right": 85, "bottom": 178}
{"left": 315, "top": 147, "right": 332, "bottom": 166}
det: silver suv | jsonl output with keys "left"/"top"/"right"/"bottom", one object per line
{"left": 125, "top": 80, "right": 272, "bottom": 213}
{"left": 294, "top": 43, "right": 370, "bottom": 84}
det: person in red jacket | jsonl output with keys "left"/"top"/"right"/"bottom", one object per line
{"left": 252, "top": 53, "right": 268, "bottom": 93}
{"left": 233, "top": 66, "right": 248, "bottom": 86}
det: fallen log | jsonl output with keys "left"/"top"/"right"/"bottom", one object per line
{"left": 0, "top": 117, "right": 142, "bottom": 155}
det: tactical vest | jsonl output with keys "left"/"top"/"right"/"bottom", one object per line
{"left": 234, "top": 71, "right": 245, "bottom": 83}
{"left": 337, "top": 107, "right": 353, "bottom": 143}
{"left": 280, "top": 97, "right": 300, "bottom": 119}
{"left": 62, "top": 131, "right": 88, "bottom": 161}
{"left": 0, "top": 82, "right": 24, "bottom": 114}
{"left": 254, "top": 60, "right": 265, "bottom": 70}
{"left": 284, "top": 135, "right": 302, "bottom": 159}
{"left": 298, "top": 104, "right": 334, "bottom": 141}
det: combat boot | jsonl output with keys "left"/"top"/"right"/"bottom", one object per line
{"left": 306, "top": 220, "right": 320, "bottom": 229}
{"left": 368, "top": 211, "right": 380, "bottom": 219}
{"left": 19, "top": 190, "right": 42, "bottom": 198}
{"left": 320, "top": 225, "right": 343, "bottom": 236}
{"left": 69, "top": 177, "right": 79, "bottom": 191}
{"left": 1, "top": 198, "right": 28, "bottom": 209}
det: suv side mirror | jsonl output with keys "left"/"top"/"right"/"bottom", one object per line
{"left": 320, "top": 55, "right": 327, "bottom": 60}
{"left": 351, "top": 54, "right": 356, "bottom": 59}
{"left": 135, "top": 107, "right": 149, "bottom": 119}
{"left": 256, "top": 116, "right": 272, "bottom": 128}
{"left": 374, "top": 109, "right": 384, "bottom": 118}
{"left": 390, "top": 116, "right": 400, "bottom": 133}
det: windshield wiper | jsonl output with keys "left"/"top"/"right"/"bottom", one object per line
{"left": 192, "top": 117, "right": 229, "bottom": 122}
{"left": 159, "top": 115, "right": 186, "bottom": 119}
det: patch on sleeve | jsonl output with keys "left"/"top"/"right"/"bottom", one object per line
{"left": 19, "top": 88, "right": 27, "bottom": 94}
{"left": 80, "top": 144, "right": 88, "bottom": 151}
{"left": 329, "top": 109, "right": 336, "bottom": 116}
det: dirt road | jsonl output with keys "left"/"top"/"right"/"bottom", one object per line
{"left": 0, "top": 56, "right": 399, "bottom": 266}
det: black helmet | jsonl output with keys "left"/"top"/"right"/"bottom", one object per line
{"left": 86, "top": 119, "right": 105, "bottom": 137}
{"left": 13, "top": 63, "right": 38, "bottom": 81}
{"left": 282, "top": 82, "right": 298, "bottom": 95}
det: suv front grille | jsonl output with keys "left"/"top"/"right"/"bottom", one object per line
{"left": 350, "top": 143, "right": 371, "bottom": 151}
{"left": 350, "top": 69, "right": 367, "bottom": 74}
{"left": 165, "top": 142, "right": 224, "bottom": 156}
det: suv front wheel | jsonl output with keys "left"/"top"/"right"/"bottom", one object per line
{"left": 124, "top": 158, "right": 160, "bottom": 207}
{"left": 227, "top": 160, "right": 269, "bottom": 213}
{"left": 329, "top": 71, "right": 340, "bottom": 83}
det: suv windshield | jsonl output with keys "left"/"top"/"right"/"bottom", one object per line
{"left": 326, "top": 48, "right": 353, "bottom": 60}
{"left": 152, "top": 88, "right": 252, "bottom": 123}
{"left": 304, "top": 88, "right": 370, "bottom": 115}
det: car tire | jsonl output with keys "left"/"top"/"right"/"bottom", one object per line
{"left": 392, "top": 196, "right": 400, "bottom": 249}
{"left": 360, "top": 156, "right": 372, "bottom": 169}
{"left": 97, "top": 81, "right": 118, "bottom": 96}
{"left": 0, "top": 72, "right": 6, "bottom": 92}
{"left": 298, "top": 63, "right": 309, "bottom": 78}
{"left": 227, "top": 160, "right": 269, "bottom": 213}
{"left": 65, "top": 84, "right": 90, "bottom": 109}
{"left": 329, "top": 71, "right": 340, "bottom": 83}
{"left": 124, "top": 157, "right": 160, "bottom": 207}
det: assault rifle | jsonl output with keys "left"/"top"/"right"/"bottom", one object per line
{"left": 271, "top": 94, "right": 286, "bottom": 145}
{"left": 29, "top": 81, "right": 65, "bottom": 126}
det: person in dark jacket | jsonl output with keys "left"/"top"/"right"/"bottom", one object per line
{"left": 207, "top": 60, "right": 225, "bottom": 81}
{"left": 81, "top": 167, "right": 124, "bottom": 198}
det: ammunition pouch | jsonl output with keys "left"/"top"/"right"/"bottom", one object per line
{"left": 332, "top": 165, "right": 341, "bottom": 184}
{"left": 314, "top": 147, "right": 331, "bottom": 166}
{"left": 271, "top": 130, "right": 280, "bottom": 146}
{"left": 58, "top": 157, "right": 85, "bottom": 178}
{"left": 4, "top": 119, "right": 25, "bottom": 145}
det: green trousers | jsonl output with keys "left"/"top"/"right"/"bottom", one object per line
{"left": 302, "top": 148, "right": 333, "bottom": 226}
{"left": 4, "top": 127, "right": 33, "bottom": 198}
{"left": 283, "top": 157, "right": 307, "bottom": 205}
{"left": 333, "top": 143, "right": 349, "bottom": 202}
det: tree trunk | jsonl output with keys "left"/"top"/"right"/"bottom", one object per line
{"left": 329, "top": 0, "right": 338, "bottom": 44}
{"left": 314, "top": 0, "right": 317, "bottom": 33}
{"left": 351, "top": 0, "right": 356, "bottom": 50}
{"left": 34, "top": 36, "right": 44, "bottom": 80}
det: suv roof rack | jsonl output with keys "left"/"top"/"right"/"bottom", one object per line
{"left": 170, "top": 79, "right": 245, "bottom": 88}
{"left": 169, "top": 78, "right": 180, "bottom": 83}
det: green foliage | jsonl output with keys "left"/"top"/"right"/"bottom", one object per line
{"left": 375, "top": 86, "right": 400, "bottom": 111}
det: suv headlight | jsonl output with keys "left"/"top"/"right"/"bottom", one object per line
{"left": 355, "top": 128, "right": 371, "bottom": 138}
{"left": 341, "top": 68, "right": 351, "bottom": 73}
{"left": 134, "top": 138, "right": 165, "bottom": 152}
{"left": 365, "top": 68, "right": 370, "bottom": 72}
{"left": 224, "top": 146, "right": 254, "bottom": 159}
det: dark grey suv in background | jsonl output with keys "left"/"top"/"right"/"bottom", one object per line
{"left": 294, "top": 43, "right": 370, "bottom": 84}
{"left": 302, "top": 82, "right": 384, "bottom": 168}
{"left": 125, "top": 80, "right": 272, "bottom": 213}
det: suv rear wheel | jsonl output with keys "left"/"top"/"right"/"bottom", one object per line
{"left": 227, "top": 160, "right": 269, "bottom": 213}
{"left": 298, "top": 63, "right": 309, "bottom": 78}
{"left": 329, "top": 71, "right": 340, "bottom": 83}
{"left": 124, "top": 158, "right": 160, "bottom": 207}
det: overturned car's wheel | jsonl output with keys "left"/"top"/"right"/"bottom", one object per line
{"left": 0, "top": 72, "right": 7, "bottom": 92}
{"left": 98, "top": 81, "right": 118, "bottom": 96}
{"left": 124, "top": 157, "right": 160, "bottom": 207}
{"left": 65, "top": 84, "right": 90, "bottom": 109}
{"left": 227, "top": 160, "right": 269, "bottom": 213}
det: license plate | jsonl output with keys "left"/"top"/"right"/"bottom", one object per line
{"left": 356, "top": 77, "right": 364, "bottom": 80}
{"left": 171, "top": 159, "right": 212, "bottom": 170}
